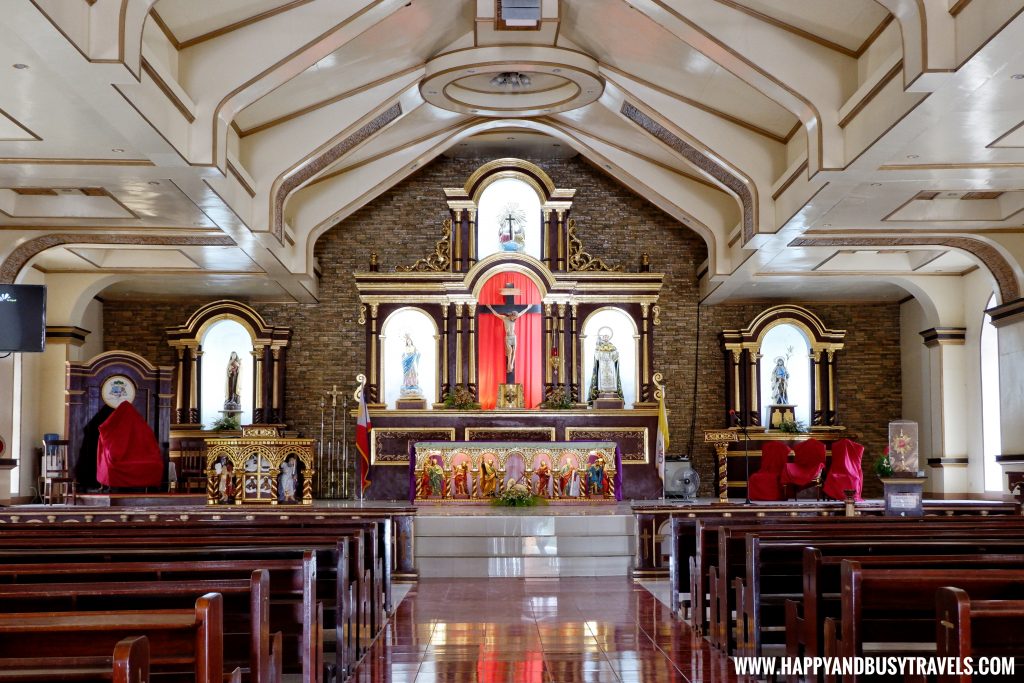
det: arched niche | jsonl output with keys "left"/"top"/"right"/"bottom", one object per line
{"left": 166, "top": 301, "right": 291, "bottom": 427}
{"left": 581, "top": 307, "right": 639, "bottom": 408}
{"left": 380, "top": 307, "right": 439, "bottom": 408}
{"left": 443, "top": 158, "right": 576, "bottom": 272}
{"left": 477, "top": 176, "right": 543, "bottom": 260}
{"left": 199, "top": 318, "right": 254, "bottom": 428}
{"left": 721, "top": 305, "right": 845, "bottom": 429}
{"left": 758, "top": 323, "right": 812, "bottom": 428}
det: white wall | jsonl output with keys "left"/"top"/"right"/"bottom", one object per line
{"left": 900, "top": 297, "right": 934, "bottom": 488}
{"left": 80, "top": 298, "right": 104, "bottom": 362}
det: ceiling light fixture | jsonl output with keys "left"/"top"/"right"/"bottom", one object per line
{"left": 1012, "top": 73, "right": 1024, "bottom": 79}
{"left": 552, "top": 68, "right": 561, "bottom": 73}
{"left": 490, "top": 72, "right": 532, "bottom": 89}
{"left": 147, "top": 181, "right": 160, "bottom": 186}
{"left": 111, "top": 148, "right": 125, "bottom": 153}
{"left": 12, "top": 63, "right": 28, "bottom": 69}
{"left": 870, "top": 182, "right": 882, "bottom": 186}
{"left": 906, "top": 154, "right": 919, "bottom": 159}
{"left": 822, "top": 223, "right": 832, "bottom": 227}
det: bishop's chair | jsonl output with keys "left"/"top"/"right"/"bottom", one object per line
{"left": 748, "top": 441, "right": 790, "bottom": 501}
{"left": 780, "top": 438, "right": 827, "bottom": 499}
{"left": 823, "top": 438, "right": 865, "bottom": 501}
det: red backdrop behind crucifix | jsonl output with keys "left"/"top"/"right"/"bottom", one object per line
{"left": 477, "top": 272, "right": 543, "bottom": 409}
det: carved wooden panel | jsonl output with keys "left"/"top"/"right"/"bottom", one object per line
{"left": 464, "top": 427, "right": 556, "bottom": 442}
{"left": 565, "top": 426, "right": 648, "bottom": 463}
{"left": 371, "top": 428, "right": 456, "bottom": 465}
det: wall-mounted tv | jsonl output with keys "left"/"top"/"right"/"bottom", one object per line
{"left": 0, "top": 285, "right": 46, "bottom": 353}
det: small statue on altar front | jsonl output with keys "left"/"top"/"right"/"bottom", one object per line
{"left": 279, "top": 454, "right": 299, "bottom": 503}
{"left": 418, "top": 460, "right": 446, "bottom": 498}
{"left": 535, "top": 461, "right": 551, "bottom": 497}
{"left": 400, "top": 333, "right": 423, "bottom": 398}
{"left": 588, "top": 327, "right": 623, "bottom": 403}
{"left": 215, "top": 458, "right": 236, "bottom": 503}
{"left": 557, "top": 463, "right": 579, "bottom": 498}
{"left": 453, "top": 462, "right": 470, "bottom": 497}
{"left": 587, "top": 455, "right": 608, "bottom": 496}
{"left": 480, "top": 458, "right": 498, "bottom": 496}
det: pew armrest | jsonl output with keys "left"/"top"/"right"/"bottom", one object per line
{"left": 785, "top": 599, "right": 804, "bottom": 659}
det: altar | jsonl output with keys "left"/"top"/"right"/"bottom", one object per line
{"left": 410, "top": 441, "right": 621, "bottom": 503}
{"left": 353, "top": 159, "right": 667, "bottom": 502}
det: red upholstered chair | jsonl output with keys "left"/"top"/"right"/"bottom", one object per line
{"left": 781, "top": 438, "right": 827, "bottom": 499}
{"left": 823, "top": 438, "right": 865, "bottom": 501}
{"left": 748, "top": 441, "right": 790, "bottom": 501}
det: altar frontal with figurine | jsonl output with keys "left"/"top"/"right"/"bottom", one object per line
{"left": 410, "top": 441, "right": 622, "bottom": 503}
{"left": 354, "top": 159, "right": 668, "bottom": 501}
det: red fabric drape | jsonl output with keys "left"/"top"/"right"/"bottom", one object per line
{"left": 477, "top": 272, "right": 543, "bottom": 409}
{"left": 96, "top": 401, "right": 163, "bottom": 488}
{"left": 823, "top": 438, "right": 865, "bottom": 501}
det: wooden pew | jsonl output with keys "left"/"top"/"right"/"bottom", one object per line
{"left": 786, "top": 547, "right": 1024, "bottom": 660}
{"left": 0, "top": 517, "right": 388, "bottom": 662}
{"left": 935, "top": 587, "right": 1024, "bottom": 682}
{"left": 707, "top": 519, "right": 1024, "bottom": 652}
{"left": 0, "top": 635, "right": 150, "bottom": 683}
{"left": 0, "top": 551, "right": 319, "bottom": 683}
{"left": 825, "top": 562, "right": 1024, "bottom": 665}
{"left": 0, "top": 572, "right": 276, "bottom": 683}
{"left": 0, "top": 593, "right": 229, "bottom": 683}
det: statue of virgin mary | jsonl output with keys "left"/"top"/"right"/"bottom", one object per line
{"left": 399, "top": 333, "right": 423, "bottom": 398}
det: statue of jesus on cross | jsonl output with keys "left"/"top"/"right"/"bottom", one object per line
{"left": 481, "top": 282, "right": 541, "bottom": 384}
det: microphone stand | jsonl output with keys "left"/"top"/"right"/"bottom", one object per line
{"left": 740, "top": 411, "right": 752, "bottom": 504}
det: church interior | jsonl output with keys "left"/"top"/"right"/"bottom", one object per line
{"left": 2, "top": 1, "right": 1024, "bottom": 680}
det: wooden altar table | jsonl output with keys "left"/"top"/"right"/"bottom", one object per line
{"left": 409, "top": 441, "right": 623, "bottom": 503}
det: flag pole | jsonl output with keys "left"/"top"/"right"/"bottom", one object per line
{"left": 654, "top": 372, "right": 669, "bottom": 501}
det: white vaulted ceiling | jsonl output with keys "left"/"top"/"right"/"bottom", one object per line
{"left": 1, "top": 0, "right": 1023, "bottom": 319}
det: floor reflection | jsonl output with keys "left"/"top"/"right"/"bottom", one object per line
{"left": 350, "top": 577, "right": 739, "bottom": 683}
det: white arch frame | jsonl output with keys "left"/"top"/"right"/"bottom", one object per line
{"left": 580, "top": 306, "right": 640, "bottom": 407}
{"left": 379, "top": 306, "right": 439, "bottom": 408}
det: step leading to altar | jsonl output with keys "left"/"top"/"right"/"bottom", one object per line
{"left": 414, "top": 510, "right": 635, "bottom": 578}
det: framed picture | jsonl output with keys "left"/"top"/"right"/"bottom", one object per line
{"left": 101, "top": 375, "right": 136, "bottom": 408}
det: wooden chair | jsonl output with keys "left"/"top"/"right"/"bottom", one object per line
{"left": 179, "top": 446, "right": 208, "bottom": 493}
{"left": 41, "top": 438, "right": 76, "bottom": 505}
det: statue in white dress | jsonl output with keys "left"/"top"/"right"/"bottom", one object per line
{"left": 588, "top": 326, "right": 623, "bottom": 403}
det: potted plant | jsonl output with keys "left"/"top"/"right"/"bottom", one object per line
{"left": 778, "top": 418, "right": 807, "bottom": 434}
{"left": 442, "top": 386, "right": 481, "bottom": 410}
{"left": 874, "top": 447, "right": 894, "bottom": 478}
{"left": 540, "top": 386, "right": 574, "bottom": 410}
{"left": 209, "top": 414, "right": 241, "bottom": 431}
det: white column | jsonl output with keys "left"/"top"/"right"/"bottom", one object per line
{"left": 919, "top": 328, "right": 968, "bottom": 493}
{"left": 987, "top": 299, "right": 1024, "bottom": 489}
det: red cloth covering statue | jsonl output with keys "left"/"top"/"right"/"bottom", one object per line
{"left": 748, "top": 440, "right": 790, "bottom": 501}
{"left": 780, "top": 438, "right": 827, "bottom": 488}
{"left": 823, "top": 438, "right": 865, "bottom": 501}
{"left": 96, "top": 401, "right": 164, "bottom": 488}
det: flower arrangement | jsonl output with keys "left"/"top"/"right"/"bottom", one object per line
{"left": 443, "top": 386, "right": 481, "bottom": 410}
{"left": 209, "top": 414, "right": 241, "bottom": 431}
{"left": 540, "top": 386, "right": 574, "bottom": 410}
{"left": 778, "top": 418, "right": 807, "bottom": 434}
{"left": 874, "top": 447, "right": 894, "bottom": 478}
{"left": 492, "top": 482, "right": 546, "bottom": 507}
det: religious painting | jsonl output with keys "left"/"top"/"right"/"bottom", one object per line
{"left": 532, "top": 450, "right": 555, "bottom": 497}
{"left": 101, "top": 374, "right": 136, "bottom": 408}
{"left": 503, "top": 451, "right": 527, "bottom": 490}
{"left": 416, "top": 452, "right": 447, "bottom": 499}
{"left": 584, "top": 451, "right": 613, "bottom": 498}
{"left": 555, "top": 450, "right": 582, "bottom": 498}
{"left": 450, "top": 451, "right": 473, "bottom": 499}
{"left": 242, "top": 452, "right": 274, "bottom": 502}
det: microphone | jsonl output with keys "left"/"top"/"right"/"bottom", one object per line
{"left": 728, "top": 409, "right": 738, "bottom": 427}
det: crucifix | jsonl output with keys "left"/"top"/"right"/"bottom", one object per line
{"left": 482, "top": 282, "right": 541, "bottom": 384}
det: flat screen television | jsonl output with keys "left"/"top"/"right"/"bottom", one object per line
{"left": 0, "top": 285, "right": 46, "bottom": 353}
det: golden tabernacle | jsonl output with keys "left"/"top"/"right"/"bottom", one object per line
{"left": 205, "top": 425, "right": 315, "bottom": 505}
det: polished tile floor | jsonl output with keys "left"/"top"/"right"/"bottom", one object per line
{"left": 350, "top": 578, "right": 739, "bottom": 683}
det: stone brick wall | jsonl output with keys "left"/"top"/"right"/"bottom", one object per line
{"left": 103, "top": 155, "right": 900, "bottom": 497}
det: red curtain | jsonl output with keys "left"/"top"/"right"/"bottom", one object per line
{"left": 477, "top": 272, "right": 543, "bottom": 409}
